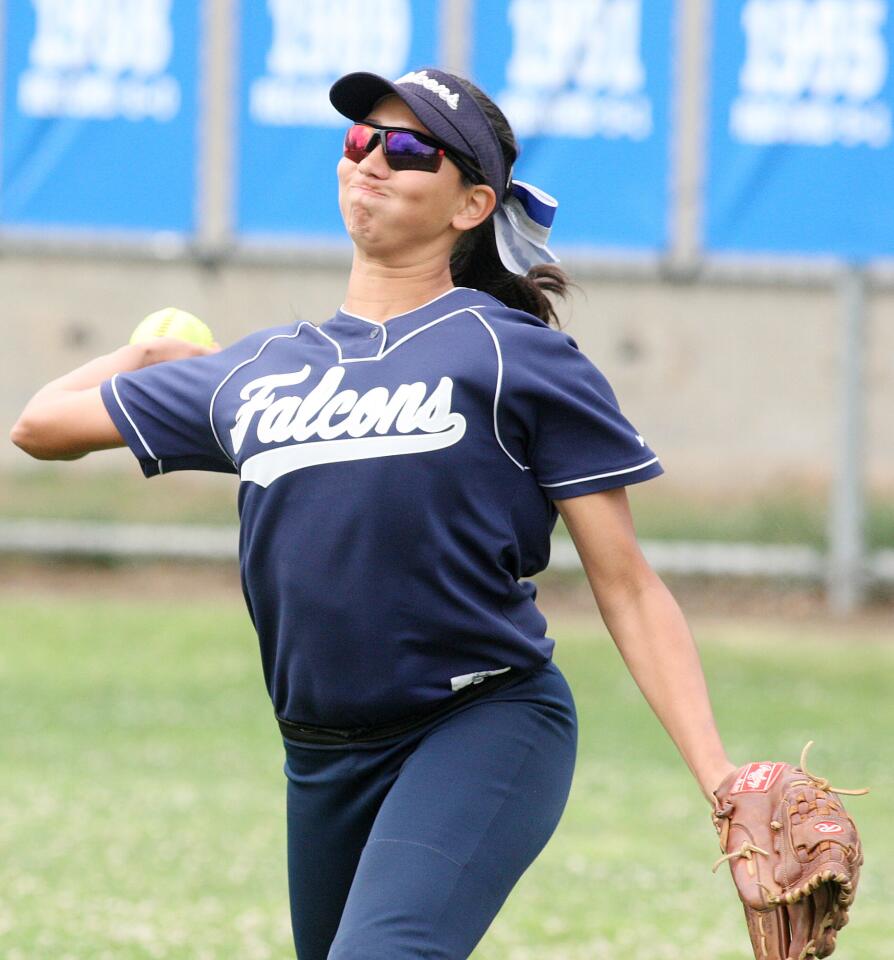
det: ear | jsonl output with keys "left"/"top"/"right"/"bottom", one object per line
{"left": 451, "top": 184, "right": 497, "bottom": 233}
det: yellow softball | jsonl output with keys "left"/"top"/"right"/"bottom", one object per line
{"left": 129, "top": 307, "right": 214, "bottom": 347}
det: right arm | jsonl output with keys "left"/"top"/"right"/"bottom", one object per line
{"left": 10, "top": 339, "right": 217, "bottom": 461}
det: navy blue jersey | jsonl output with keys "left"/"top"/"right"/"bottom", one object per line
{"left": 101, "top": 287, "right": 663, "bottom": 727}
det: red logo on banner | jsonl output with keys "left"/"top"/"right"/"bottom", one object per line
{"left": 731, "top": 762, "right": 786, "bottom": 794}
{"left": 814, "top": 821, "right": 844, "bottom": 834}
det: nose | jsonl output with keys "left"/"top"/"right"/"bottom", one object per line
{"left": 356, "top": 135, "right": 389, "bottom": 176}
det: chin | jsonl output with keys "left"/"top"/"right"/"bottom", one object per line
{"left": 346, "top": 208, "right": 395, "bottom": 246}
{"left": 345, "top": 219, "right": 383, "bottom": 249}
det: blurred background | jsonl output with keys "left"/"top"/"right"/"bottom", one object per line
{"left": 1, "top": 2, "right": 893, "bottom": 957}
{"left": 1, "top": 0, "right": 892, "bottom": 613}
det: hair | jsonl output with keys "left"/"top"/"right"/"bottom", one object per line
{"left": 448, "top": 76, "right": 574, "bottom": 329}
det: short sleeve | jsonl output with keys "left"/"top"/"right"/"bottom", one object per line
{"left": 502, "top": 321, "right": 664, "bottom": 500}
{"left": 100, "top": 330, "right": 283, "bottom": 477}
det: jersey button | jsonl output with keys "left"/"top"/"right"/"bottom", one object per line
{"left": 368, "top": 327, "right": 380, "bottom": 339}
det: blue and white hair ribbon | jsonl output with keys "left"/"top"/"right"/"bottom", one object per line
{"left": 493, "top": 180, "right": 559, "bottom": 275}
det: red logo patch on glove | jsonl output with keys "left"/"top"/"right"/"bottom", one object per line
{"left": 730, "top": 761, "right": 786, "bottom": 794}
{"left": 814, "top": 821, "right": 845, "bottom": 834}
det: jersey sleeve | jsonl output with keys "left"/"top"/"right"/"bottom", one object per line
{"left": 100, "top": 330, "right": 280, "bottom": 477}
{"left": 501, "top": 319, "right": 664, "bottom": 500}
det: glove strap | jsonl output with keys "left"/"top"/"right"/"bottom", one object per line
{"left": 799, "top": 741, "right": 869, "bottom": 796}
{"left": 712, "top": 842, "right": 771, "bottom": 875}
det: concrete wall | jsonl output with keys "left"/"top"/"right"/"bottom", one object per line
{"left": 4, "top": 0, "right": 891, "bottom": 499}
{"left": 3, "top": 250, "right": 892, "bottom": 496}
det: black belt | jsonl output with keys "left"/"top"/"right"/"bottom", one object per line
{"left": 277, "top": 667, "right": 529, "bottom": 745}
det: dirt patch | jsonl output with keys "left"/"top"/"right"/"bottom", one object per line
{"left": 1, "top": 556, "right": 243, "bottom": 602}
{"left": 535, "top": 573, "right": 894, "bottom": 639}
{"left": 2, "top": 558, "right": 891, "bottom": 632}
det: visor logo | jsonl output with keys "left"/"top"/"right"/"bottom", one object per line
{"left": 396, "top": 70, "right": 460, "bottom": 110}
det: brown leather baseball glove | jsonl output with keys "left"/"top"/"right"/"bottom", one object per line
{"left": 711, "top": 742, "right": 868, "bottom": 960}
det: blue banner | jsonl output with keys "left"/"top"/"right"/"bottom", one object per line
{"left": 705, "top": 0, "right": 894, "bottom": 258}
{"left": 237, "top": 0, "right": 438, "bottom": 240}
{"left": 0, "top": 0, "right": 200, "bottom": 232}
{"left": 470, "top": 0, "right": 675, "bottom": 253}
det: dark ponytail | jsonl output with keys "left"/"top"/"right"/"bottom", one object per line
{"left": 449, "top": 77, "right": 574, "bottom": 329}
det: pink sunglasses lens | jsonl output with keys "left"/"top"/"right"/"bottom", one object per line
{"left": 344, "top": 124, "right": 374, "bottom": 163}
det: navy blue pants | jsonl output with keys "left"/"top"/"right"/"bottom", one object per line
{"left": 282, "top": 660, "right": 578, "bottom": 960}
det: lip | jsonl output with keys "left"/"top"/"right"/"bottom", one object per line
{"left": 351, "top": 183, "right": 386, "bottom": 197}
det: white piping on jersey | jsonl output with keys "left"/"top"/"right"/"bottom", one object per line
{"left": 110, "top": 374, "right": 159, "bottom": 463}
{"left": 311, "top": 306, "right": 528, "bottom": 474}
{"left": 208, "top": 322, "right": 309, "bottom": 464}
{"left": 384, "top": 308, "right": 497, "bottom": 354}
{"left": 311, "top": 322, "right": 388, "bottom": 360}
{"left": 466, "top": 309, "right": 529, "bottom": 473}
{"left": 311, "top": 306, "right": 485, "bottom": 364}
{"left": 207, "top": 311, "right": 477, "bottom": 462}
{"left": 382, "top": 308, "right": 485, "bottom": 355}
{"left": 336, "top": 287, "right": 474, "bottom": 326}
{"left": 540, "top": 457, "right": 660, "bottom": 487}
{"left": 207, "top": 302, "right": 520, "bottom": 474}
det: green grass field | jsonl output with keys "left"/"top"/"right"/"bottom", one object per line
{"left": 1, "top": 595, "right": 892, "bottom": 959}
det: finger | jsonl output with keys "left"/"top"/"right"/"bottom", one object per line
{"left": 786, "top": 897, "right": 814, "bottom": 959}
{"left": 811, "top": 884, "right": 839, "bottom": 958}
{"left": 744, "top": 905, "right": 791, "bottom": 960}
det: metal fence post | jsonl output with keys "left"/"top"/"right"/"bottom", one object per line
{"left": 827, "top": 265, "right": 868, "bottom": 614}
{"left": 196, "top": 0, "right": 236, "bottom": 258}
{"left": 669, "top": 0, "right": 709, "bottom": 273}
{"left": 439, "top": 0, "right": 472, "bottom": 74}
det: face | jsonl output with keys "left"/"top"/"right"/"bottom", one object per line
{"left": 337, "top": 95, "right": 495, "bottom": 260}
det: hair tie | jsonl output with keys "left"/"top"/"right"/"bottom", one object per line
{"left": 493, "top": 180, "right": 559, "bottom": 276}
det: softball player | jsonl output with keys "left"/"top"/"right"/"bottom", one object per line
{"left": 12, "top": 67, "right": 736, "bottom": 960}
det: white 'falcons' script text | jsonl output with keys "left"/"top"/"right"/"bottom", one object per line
{"left": 229, "top": 366, "right": 467, "bottom": 487}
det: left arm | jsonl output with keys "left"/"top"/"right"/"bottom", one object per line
{"left": 556, "top": 487, "right": 736, "bottom": 804}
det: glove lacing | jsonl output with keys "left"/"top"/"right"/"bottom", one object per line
{"left": 796, "top": 741, "right": 870, "bottom": 798}
{"left": 711, "top": 741, "right": 869, "bottom": 875}
{"left": 712, "top": 841, "right": 771, "bottom": 874}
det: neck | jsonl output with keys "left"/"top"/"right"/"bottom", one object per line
{"left": 342, "top": 249, "right": 457, "bottom": 323}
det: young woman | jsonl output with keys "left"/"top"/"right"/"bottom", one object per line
{"left": 12, "top": 67, "right": 736, "bottom": 960}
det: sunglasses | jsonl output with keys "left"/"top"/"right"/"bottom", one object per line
{"left": 343, "top": 122, "right": 482, "bottom": 182}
